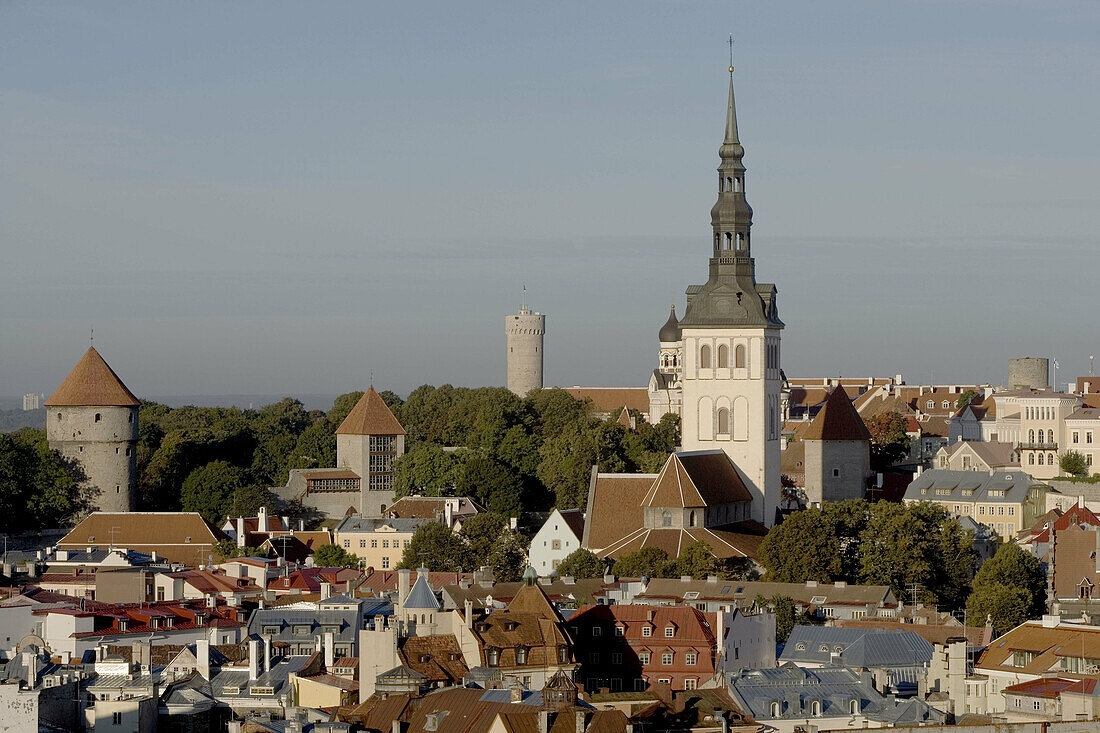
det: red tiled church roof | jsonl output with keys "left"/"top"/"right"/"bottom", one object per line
{"left": 335, "top": 387, "right": 405, "bottom": 436}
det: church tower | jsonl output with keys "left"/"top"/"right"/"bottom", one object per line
{"left": 44, "top": 347, "right": 139, "bottom": 512}
{"left": 506, "top": 291, "right": 545, "bottom": 396}
{"left": 677, "top": 58, "right": 783, "bottom": 526}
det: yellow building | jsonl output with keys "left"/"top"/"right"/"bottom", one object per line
{"left": 332, "top": 516, "right": 424, "bottom": 570}
{"left": 903, "top": 469, "right": 1046, "bottom": 540}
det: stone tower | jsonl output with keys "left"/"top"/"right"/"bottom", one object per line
{"left": 802, "top": 387, "right": 872, "bottom": 507}
{"left": 335, "top": 386, "right": 406, "bottom": 516}
{"left": 676, "top": 61, "right": 784, "bottom": 526}
{"left": 506, "top": 294, "right": 545, "bottom": 397}
{"left": 44, "top": 347, "right": 139, "bottom": 512}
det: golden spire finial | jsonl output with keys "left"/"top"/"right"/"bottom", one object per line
{"left": 729, "top": 33, "right": 734, "bottom": 74}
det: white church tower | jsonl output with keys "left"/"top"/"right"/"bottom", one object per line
{"left": 506, "top": 290, "right": 545, "bottom": 397}
{"left": 677, "top": 59, "right": 783, "bottom": 526}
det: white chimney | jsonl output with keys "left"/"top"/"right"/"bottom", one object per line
{"left": 236, "top": 517, "right": 246, "bottom": 547}
{"left": 196, "top": 639, "right": 210, "bottom": 679}
{"left": 324, "top": 631, "right": 335, "bottom": 669}
{"left": 444, "top": 501, "right": 454, "bottom": 528}
{"left": 320, "top": 581, "right": 332, "bottom": 599}
{"left": 262, "top": 634, "right": 272, "bottom": 674}
{"left": 397, "top": 569, "right": 411, "bottom": 606}
{"left": 258, "top": 506, "right": 268, "bottom": 531}
{"left": 465, "top": 599, "right": 474, "bottom": 629}
{"left": 248, "top": 639, "right": 259, "bottom": 681}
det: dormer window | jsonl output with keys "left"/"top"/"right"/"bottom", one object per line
{"left": 664, "top": 626, "right": 675, "bottom": 638}
{"left": 516, "top": 646, "right": 529, "bottom": 665}
{"left": 487, "top": 647, "right": 500, "bottom": 667}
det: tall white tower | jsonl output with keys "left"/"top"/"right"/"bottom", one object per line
{"left": 677, "top": 61, "right": 783, "bottom": 526}
{"left": 45, "top": 347, "right": 139, "bottom": 513}
{"left": 506, "top": 291, "right": 545, "bottom": 397}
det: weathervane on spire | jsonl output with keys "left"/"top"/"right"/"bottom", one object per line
{"left": 90, "top": 326, "right": 94, "bottom": 344}
{"left": 729, "top": 33, "right": 734, "bottom": 74}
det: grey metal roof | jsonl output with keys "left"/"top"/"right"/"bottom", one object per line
{"left": 247, "top": 607, "right": 359, "bottom": 645}
{"left": 781, "top": 626, "right": 933, "bottom": 668}
{"left": 402, "top": 573, "right": 441, "bottom": 611}
{"left": 729, "top": 664, "right": 943, "bottom": 724}
{"left": 333, "top": 516, "right": 428, "bottom": 533}
{"left": 903, "top": 469, "right": 1037, "bottom": 504}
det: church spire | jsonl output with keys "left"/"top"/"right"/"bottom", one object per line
{"left": 710, "top": 38, "right": 753, "bottom": 275}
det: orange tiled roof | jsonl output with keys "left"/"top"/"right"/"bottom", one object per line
{"left": 642, "top": 451, "right": 752, "bottom": 508}
{"left": 802, "top": 387, "right": 871, "bottom": 441}
{"left": 335, "top": 387, "right": 405, "bottom": 436}
{"left": 44, "top": 347, "right": 140, "bottom": 407}
{"left": 584, "top": 473, "right": 657, "bottom": 552}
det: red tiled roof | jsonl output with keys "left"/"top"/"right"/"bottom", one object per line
{"left": 1002, "top": 677, "right": 1080, "bottom": 698}
{"left": 564, "top": 388, "right": 650, "bottom": 416}
{"left": 642, "top": 452, "right": 752, "bottom": 508}
{"left": 803, "top": 387, "right": 871, "bottom": 441}
{"left": 584, "top": 473, "right": 657, "bottom": 553}
{"left": 44, "top": 347, "right": 140, "bottom": 407}
{"left": 335, "top": 387, "right": 405, "bottom": 436}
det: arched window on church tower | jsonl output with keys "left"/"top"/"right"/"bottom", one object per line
{"left": 662, "top": 511, "right": 672, "bottom": 527}
{"left": 717, "top": 408, "right": 730, "bottom": 435}
{"left": 689, "top": 510, "right": 698, "bottom": 527}
{"left": 717, "top": 344, "right": 729, "bottom": 368}
{"left": 735, "top": 344, "right": 746, "bottom": 369}
{"left": 700, "top": 345, "right": 711, "bottom": 369}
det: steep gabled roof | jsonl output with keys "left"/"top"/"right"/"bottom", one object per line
{"left": 403, "top": 573, "right": 442, "bottom": 611}
{"left": 803, "top": 386, "right": 871, "bottom": 441}
{"left": 45, "top": 347, "right": 140, "bottom": 407}
{"left": 642, "top": 451, "right": 752, "bottom": 508}
{"left": 335, "top": 387, "right": 405, "bottom": 436}
{"left": 506, "top": 583, "right": 562, "bottom": 622}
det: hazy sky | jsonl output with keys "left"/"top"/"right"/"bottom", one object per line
{"left": 3, "top": 1, "right": 1098, "bottom": 401}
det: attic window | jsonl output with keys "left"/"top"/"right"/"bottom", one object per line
{"left": 796, "top": 643, "right": 806, "bottom": 651}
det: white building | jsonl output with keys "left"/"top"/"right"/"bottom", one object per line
{"left": 530, "top": 509, "right": 585, "bottom": 577}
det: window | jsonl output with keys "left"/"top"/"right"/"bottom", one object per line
{"left": 811, "top": 700, "right": 821, "bottom": 716}
{"left": 113, "top": 712, "right": 122, "bottom": 725}
{"left": 662, "top": 652, "right": 673, "bottom": 665}
{"left": 592, "top": 626, "right": 602, "bottom": 637}
{"left": 641, "top": 626, "right": 652, "bottom": 637}
{"left": 662, "top": 512, "right": 672, "bottom": 527}
{"left": 612, "top": 652, "right": 622, "bottom": 664}
{"left": 614, "top": 626, "right": 624, "bottom": 636}
{"left": 95, "top": 413, "right": 102, "bottom": 422}
{"left": 700, "top": 344, "right": 711, "bottom": 369}
{"left": 639, "top": 651, "right": 651, "bottom": 664}
{"left": 382, "top": 556, "right": 390, "bottom": 569}
{"left": 735, "top": 344, "right": 746, "bottom": 369}
{"left": 371, "top": 539, "right": 378, "bottom": 548}
{"left": 343, "top": 540, "right": 350, "bottom": 548}
{"left": 716, "top": 407, "right": 730, "bottom": 434}
{"left": 360, "top": 540, "right": 366, "bottom": 548}
{"left": 664, "top": 626, "right": 675, "bottom": 637}
{"left": 833, "top": 468, "right": 840, "bottom": 477}
{"left": 849, "top": 699, "right": 859, "bottom": 714}
{"left": 717, "top": 344, "right": 729, "bottom": 368}
{"left": 551, "top": 539, "right": 561, "bottom": 550}
{"left": 684, "top": 678, "right": 698, "bottom": 690}
{"left": 1074, "top": 432, "right": 1080, "bottom": 444}
{"left": 770, "top": 701, "right": 781, "bottom": 717}
{"left": 685, "top": 652, "right": 697, "bottom": 665}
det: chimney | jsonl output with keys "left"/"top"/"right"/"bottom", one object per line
{"left": 236, "top": 518, "right": 245, "bottom": 547}
{"left": 392, "top": 721, "right": 402, "bottom": 733}
{"left": 680, "top": 575, "right": 691, "bottom": 583}
{"left": 397, "top": 569, "right": 411, "bottom": 605}
{"left": 258, "top": 505, "right": 268, "bottom": 531}
{"left": 262, "top": 634, "right": 272, "bottom": 674}
{"left": 324, "top": 631, "right": 335, "bottom": 669}
{"left": 604, "top": 574, "right": 615, "bottom": 584}
{"left": 805, "top": 580, "right": 817, "bottom": 588}
{"left": 196, "top": 639, "right": 210, "bottom": 679}
{"left": 299, "top": 518, "right": 305, "bottom": 531}
{"left": 444, "top": 501, "right": 454, "bottom": 528}
{"left": 320, "top": 581, "right": 332, "bottom": 599}
{"left": 510, "top": 681, "right": 523, "bottom": 702}
{"left": 248, "top": 639, "right": 259, "bottom": 681}
{"left": 575, "top": 710, "right": 585, "bottom": 733}
{"left": 539, "top": 710, "right": 550, "bottom": 733}
{"left": 465, "top": 599, "right": 474, "bottom": 629}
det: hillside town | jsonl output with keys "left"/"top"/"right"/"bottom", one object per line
{"left": 4, "top": 14, "right": 1100, "bottom": 733}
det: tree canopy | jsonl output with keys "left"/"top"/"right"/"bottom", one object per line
{"left": 395, "top": 515, "right": 530, "bottom": 580}
{"left": 555, "top": 549, "right": 607, "bottom": 579}
{"left": 966, "top": 543, "right": 1046, "bottom": 634}
{"left": 312, "top": 543, "right": 360, "bottom": 569}
{"left": 0, "top": 429, "right": 92, "bottom": 532}
{"left": 1060, "top": 451, "right": 1090, "bottom": 478}
{"left": 865, "top": 411, "right": 911, "bottom": 471}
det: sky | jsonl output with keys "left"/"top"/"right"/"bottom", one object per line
{"left": 2, "top": 1, "right": 1099, "bottom": 401}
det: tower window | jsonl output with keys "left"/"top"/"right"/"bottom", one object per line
{"left": 700, "top": 345, "right": 711, "bottom": 369}
{"left": 724, "top": 232, "right": 732, "bottom": 250}
{"left": 717, "top": 344, "right": 729, "bottom": 368}
{"left": 662, "top": 511, "right": 672, "bottom": 527}
{"left": 128, "top": 413, "right": 133, "bottom": 423}
{"left": 717, "top": 408, "right": 730, "bottom": 434}
{"left": 725, "top": 177, "right": 732, "bottom": 192}
{"left": 57, "top": 413, "right": 62, "bottom": 421}
{"left": 95, "top": 413, "right": 101, "bottom": 422}
{"left": 735, "top": 344, "right": 746, "bottom": 369}
{"left": 737, "top": 233, "right": 745, "bottom": 251}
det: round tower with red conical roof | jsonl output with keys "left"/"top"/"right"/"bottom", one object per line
{"left": 44, "top": 347, "right": 139, "bottom": 512}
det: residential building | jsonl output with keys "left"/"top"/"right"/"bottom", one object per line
{"left": 530, "top": 509, "right": 585, "bottom": 577}
{"left": 567, "top": 604, "right": 719, "bottom": 692}
{"left": 780, "top": 626, "right": 933, "bottom": 696}
{"left": 154, "top": 568, "right": 263, "bottom": 604}
{"left": 332, "top": 515, "right": 424, "bottom": 570}
{"left": 384, "top": 495, "right": 482, "bottom": 529}
{"left": 1065, "top": 407, "right": 1100, "bottom": 473}
{"left": 903, "top": 469, "right": 1046, "bottom": 540}
{"left": 44, "top": 346, "right": 139, "bottom": 512}
{"left": 248, "top": 604, "right": 361, "bottom": 658}
{"left": 728, "top": 664, "right": 945, "bottom": 732}
{"left": 935, "top": 440, "right": 1020, "bottom": 471}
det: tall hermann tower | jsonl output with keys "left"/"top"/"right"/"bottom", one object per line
{"left": 506, "top": 289, "right": 545, "bottom": 396}
{"left": 45, "top": 347, "right": 139, "bottom": 512}
{"left": 677, "top": 51, "right": 784, "bottom": 526}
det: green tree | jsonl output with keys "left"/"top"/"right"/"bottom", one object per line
{"left": 968, "top": 543, "right": 1046, "bottom": 619}
{"left": 213, "top": 539, "right": 262, "bottom": 560}
{"left": 284, "top": 422, "right": 338, "bottom": 480}
{"left": 328, "top": 391, "right": 365, "bottom": 430}
{"left": 555, "top": 549, "right": 607, "bottom": 579}
{"left": 758, "top": 510, "right": 843, "bottom": 583}
{"left": 484, "top": 526, "right": 528, "bottom": 582}
{"left": 859, "top": 501, "right": 975, "bottom": 610}
{"left": 249, "top": 398, "right": 312, "bottom": 485}
{"left": 397, "top": 522, "right": 467, "bottom": 571}
{"left": 455, "top": 454, "right": 524, "bottom": 515}
{"left": 820, "top": 500, "right": 873, "bottom": 581}
{"left": 1060, "top": 451, "right": 1090, "bottom": 478}
{"left": 227, "top": 485, "right": 280, "bottom": 519}
{"left": 956, "top": 390, "right": 977, "bottom": 411}
{"left": 666, "top": 541, "right": 721, "bottom": 579}
{"left": 865, "top": 410, "right": 911, "bottom": 471}
{"left": 966, "top": 584, "right": 1031, "bottom": 636}
{"left": 393, "top": 444, "right": 460, "bottom": 497}
{"left": 0, "top": 429, "right": 92, "bottom": 531}
{"left": 525, "top": 388, "right": 591, "bottom": 437}
{"left": 312, "top": 543, "right": 360, "bottom": 568}
{"left": 180, "top": 460, "right": 245, "bottom": 523}
{"left": 537, "top": 422, "right": 628, "bottom": 509}
{"left": 612, "top": 547, "right": 672, "bottom": 579}
{"left": 761, "top": 595, "right": 797, "bottom": 643}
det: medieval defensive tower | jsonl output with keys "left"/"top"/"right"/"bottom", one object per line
{"left": 45, "top": 347, "right": 139, "bottom": 512}
{"left": 506, "top": 294, "right": 545, "bottom": 397}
